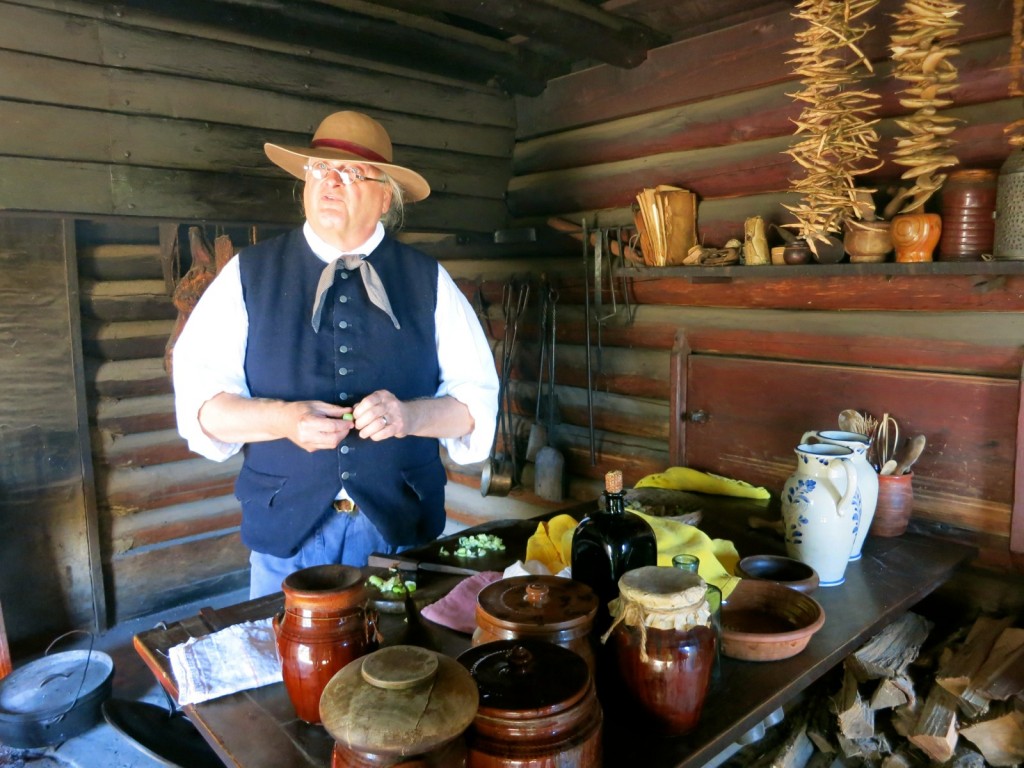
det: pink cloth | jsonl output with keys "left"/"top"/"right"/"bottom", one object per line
{"left": 419, "top": 571, "right": 503, "bottom": 634}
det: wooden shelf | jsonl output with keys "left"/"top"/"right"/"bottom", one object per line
{"left": 615, "top": 259, "right": 1024, "bottom": 282}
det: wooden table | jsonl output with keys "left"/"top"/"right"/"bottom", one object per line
{"left": 134, "top": 496, "right": 974, "bottom": 768}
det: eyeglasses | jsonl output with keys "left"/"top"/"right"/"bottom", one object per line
{"left": 304, "top": 161, "right": 386, "bottom": 187}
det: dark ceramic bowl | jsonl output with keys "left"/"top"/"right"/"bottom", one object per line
{"left": 720, "top": 580, "right": 825, "bottom": 662}
{"left": 735, "top": 555, "right": 819, "bottom": 594}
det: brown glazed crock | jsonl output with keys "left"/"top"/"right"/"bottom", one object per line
{"left": 458, "top": 640, "right": 603, "bottom": 768}
{"left": 274, "top": 564, "right": 377, "bottom": 724}
{"left": 473, "top": 576, "right": 598, "bottom": 674}
{"left": 321, "top": 645, "right": 478, "bottom": 768}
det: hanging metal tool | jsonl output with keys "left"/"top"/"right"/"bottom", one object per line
{"left": 582, "top": 218, "right": 596, "bottom": 466}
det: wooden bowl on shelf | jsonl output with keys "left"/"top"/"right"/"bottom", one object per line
{"left": 735, "top": 555, "right": 819, "bottom": 594}
{"left": 720, "top": 580, "right": 825, "bottom": 662}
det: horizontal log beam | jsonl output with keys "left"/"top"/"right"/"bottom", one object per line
{"left": 2, "top": 0, "right": 514, "bottom": 122}
{"left": 516, "top": 0, "right": 1011, "bottom": 138}
{"left": 514, "top": 37, "right": 1012, "bottom": 174}
{"left": 508, "top": 101, "right": 1017, "bottom": 217}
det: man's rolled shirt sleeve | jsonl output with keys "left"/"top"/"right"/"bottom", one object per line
{"left": 172, "top": 256, "right": 249, "bottom": 462}
{"left": 434, "top": 266, "right": 499, "bottom": 464}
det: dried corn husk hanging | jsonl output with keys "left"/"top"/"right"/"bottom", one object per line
{"left": 1004, "top": 0, "right": 1024, "bottom": 148}
{"left": 783, "top": 0, "right": 882, "bottom": 252}
{"left": 883, "top": 0, "right": 964, "bottom": 217}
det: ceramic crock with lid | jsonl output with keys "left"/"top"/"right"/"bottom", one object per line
{"left": 457, "top": 639, "right": 603, "bottom": 767}
{"left": 320, "top": 645, "right": 478, "bottom": 768}
{"left": 604, "top": 566, "right": 715, "bottom": 736}
{"left": 473, "top": 575, "right": 598, "bottom": 673}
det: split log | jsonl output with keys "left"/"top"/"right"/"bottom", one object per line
{"left": 959, "top": 710, "right": 1024, "bottom": 767}
{"left": 848, "top": 613, "right": 933, "bottom": 682}
{"left": 936, "top": 615, "right": 1015, "bottom": 698}
{"left": 891, "top": 696, "right": 923, "bottom": 739}
{"left": 764, "top": 709, "right": 815, "bottom": 768}
{"left": 870, "top": 675, "right": 916, "bottom": 711}
{"left": 837, "top": 732, "right": 892, "bottom": 763}
{"left": 908, "top": 684, "right": 959, "bottom": 762}
{"left": 880, "top": 746, "right": 926, "bottom": 768}
{"left": 959, "top": 627, "right": 1024, "bottom": 718}
{"left": 946, "top": 743, "right": 988, "bottom": 768}
{"left": 836, "top": 665, "right": 875, "bottom": 740}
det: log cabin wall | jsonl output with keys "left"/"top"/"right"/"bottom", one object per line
{"left": 1, "top": 0, "right": 1022, "bottom": 648}
{"left": 492, "top": 1, "right": 1024, "bottom": 575}
{"left": 0, "top": 0, "right": 515, "bottom": 646}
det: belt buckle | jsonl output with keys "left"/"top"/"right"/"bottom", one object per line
{"left": 333, "top": 499, "right": 358, "bottom": 515}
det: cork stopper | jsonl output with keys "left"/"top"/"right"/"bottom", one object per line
{"left": 605, "top": 470, "right": 623, "bottom": 494}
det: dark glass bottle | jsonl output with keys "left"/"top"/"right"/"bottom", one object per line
{"left": 571, "top": 470, "right": 657, "bottom": 635}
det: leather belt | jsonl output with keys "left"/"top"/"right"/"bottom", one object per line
{"left": 332, "top": 498, "right": 359, "bottom": 515}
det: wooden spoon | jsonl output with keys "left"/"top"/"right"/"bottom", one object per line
{"left": 894, "top": 434, "right": 926, "bottom": 475}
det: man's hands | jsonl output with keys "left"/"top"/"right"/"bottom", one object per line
{"left": 199, "top": 390, "right": 472, "bottom": 453}
{"left": 287, "top": 401, "right": 355, "bottom": 452}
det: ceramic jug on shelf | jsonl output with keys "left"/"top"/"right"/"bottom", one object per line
{"left": 781, "top": 443, "right": 859, "bottom": 587}
{"left": 800, "top": 429, "right": 877, "bottom": 561}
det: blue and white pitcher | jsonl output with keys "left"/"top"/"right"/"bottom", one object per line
{"left": 781, "top": 443, "right": 859, "bottom": 587}
{"left": 801, "top": 430, "right": 877, "bottom": 561}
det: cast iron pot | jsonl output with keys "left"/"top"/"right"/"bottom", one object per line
{"left": 0, "top": 644, "right": 115, "bottom": 748}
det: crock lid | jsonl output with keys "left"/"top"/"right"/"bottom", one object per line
{"left": 617, "top": 566, "right": 706, "bottom": 612}
{"left": 320, "top": 645, "right": 477, "bottom": 755}
{"left": 475, "top": 576, "right": 597, "bottom": 634}
{"left": 0, "top": 650, "right": 114, "bottom": 721}
{"left": 457, "top": 640, "right": 589, "bottom": 717}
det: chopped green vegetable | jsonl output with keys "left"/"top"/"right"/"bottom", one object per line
{"left": 341, "top": 413, "right": 354, "bottom": 421}
{"left": 366, "top": 567, "right": 415, "bottom": 597}
{"left": 441, "top": 533, "right": 506, "bottom": 559}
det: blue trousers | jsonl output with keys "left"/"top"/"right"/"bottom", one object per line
{"left": 248, "top": 510, "right": 402, "bottom": 598}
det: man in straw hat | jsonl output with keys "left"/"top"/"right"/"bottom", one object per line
{"left": 173, "top": 111, "right": 499, "bottom": 597}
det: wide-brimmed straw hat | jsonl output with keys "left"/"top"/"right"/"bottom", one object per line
{"left": 264, "top": 111, "right": 430, "bottom": 202}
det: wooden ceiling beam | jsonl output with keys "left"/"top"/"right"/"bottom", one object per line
{"left": 376, "top": 0, "right": 666, "bottom": 68}
{"left": 94, "top": 0, "right": 560, "bottom": 95}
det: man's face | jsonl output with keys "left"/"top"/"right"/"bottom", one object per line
{"left": 303, "top": 160, "right": 392, "bottom": 249}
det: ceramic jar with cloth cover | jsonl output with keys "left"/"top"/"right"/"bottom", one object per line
{"left": 602, "top": 566, "right": 715, "bottom": 737}
{"left": 473, "top": 575, "right": 598, "bottom": 675}
{"left": 274, "top": 564, "right": 378, "bottom": 724}
{"left": 320, "top": 645, "right": 478, "bottom": 767}
{"left": 457, "top": 639, "right": 602, "bottom": 768}
{"left": 781, "top": 444, "right": 859, "bottom": 586}
{"left": 800, "top": 430, "right": 877, "bottom": 561}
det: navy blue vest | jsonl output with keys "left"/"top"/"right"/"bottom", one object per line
{"left": 235, "top": 229, "right": 445, "bottom": 557}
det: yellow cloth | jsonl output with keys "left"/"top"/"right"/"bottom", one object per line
{"left": 635, "top": 466, "right": 769, "bottom": 500}
{"left": 524, "top": 514, "right": 577, "bottom": 575}
{"left": 525, "top": 512, "right": 741, "bottom": 598}
{"left": 631, "top": 510, "right": 741, "bottom": 598}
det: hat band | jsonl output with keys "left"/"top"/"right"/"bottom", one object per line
{"left": 310, "top": 138, "right": 389, "bottom": 164}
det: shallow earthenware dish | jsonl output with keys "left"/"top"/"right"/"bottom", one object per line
{"left": 720, "top": 580, "right": 825, "bottom": 662}
{"left": 735, "top": 555, "right": 820, "bottom": 594}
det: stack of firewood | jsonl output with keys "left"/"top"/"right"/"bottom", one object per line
{"left": 730, "top": 612, "right": 1024, "bottom": 768}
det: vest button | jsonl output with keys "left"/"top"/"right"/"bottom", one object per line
{"left": 341, "top": 471, "right": 350, "bottom": 480}
{"left": 338, "top": 367, "right": 349, "bottom": 375}
{"left": 340, "top": 271, "right": 350, "bottom": 279}
{"left": 338, "top": 320, "right": 348, "bottom": 329}
{"left": 339, "top": 345, "right": 349, "bottom": 353}
{"left": 339, "top": 445, "right": 350, "bottom": 454}
{"left": 338, "top": 295, "right": 348, "bottom": 304}
{"left": 339, "top": 392, "right": 348, "bottom": 400}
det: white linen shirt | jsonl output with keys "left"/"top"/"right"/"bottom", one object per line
{"left": 172, "top": 222, "right": 499, "bottom": 465}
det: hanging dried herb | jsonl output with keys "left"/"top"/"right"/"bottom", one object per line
{"left": 883, "top": 0, "right": 964, "bottom": 217}
{"left": 784, "top": 0, "right": 882, "bottom": 250}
